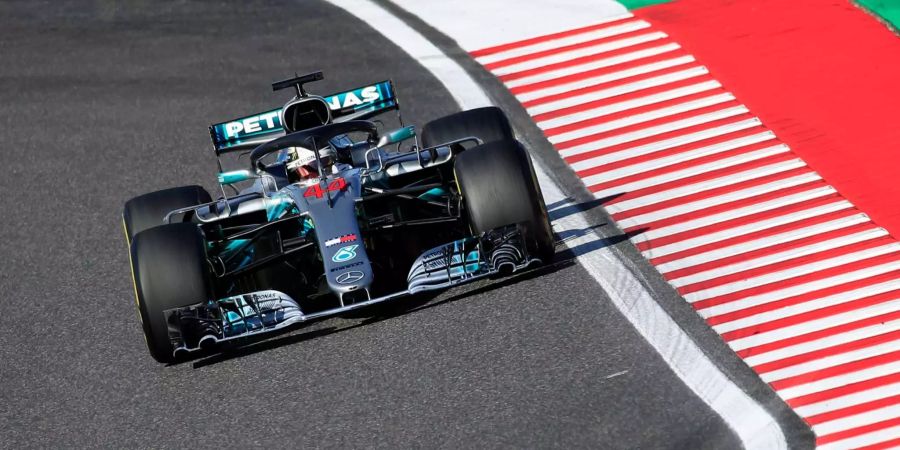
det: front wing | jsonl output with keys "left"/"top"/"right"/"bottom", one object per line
{"left": 165, "top": 227, "right": 540, "bottom": 357}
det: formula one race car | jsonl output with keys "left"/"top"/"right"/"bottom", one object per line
{"left": 123, "top": 72, "right": 553, "bottom": 363}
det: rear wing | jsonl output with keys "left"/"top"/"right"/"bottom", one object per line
{"left": 209, "top": 80, "right": 398, "bottom": 154}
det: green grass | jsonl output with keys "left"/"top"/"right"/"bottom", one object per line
{"left": 856, "top": 0, "right": 900, "bottom": 32}
{"left": 617, "top": 0, "right": 672, "bottom": 10}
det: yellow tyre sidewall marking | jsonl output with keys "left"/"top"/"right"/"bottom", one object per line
{"left": 123, "top": 216, "right": 149, "bottom": 349}
{"left": 453, "top": 167, "right": 475, "bottom": 235}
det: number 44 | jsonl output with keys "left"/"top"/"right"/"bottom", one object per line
{"left": 303, "top": 177, "right": 348, "bottom": 198}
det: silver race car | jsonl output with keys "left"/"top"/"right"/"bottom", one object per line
{"left": 123, "top": 72, "right": 554, "bottom": 363}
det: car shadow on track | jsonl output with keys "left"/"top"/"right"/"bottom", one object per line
{"left": 544, "top": 193, "right": 623, "bottom": 223}
{"left": 546, "top": 195, "right": 645, "bottom": 259}
{"left": 555, "top": 230, "right": 638, "bottom": 260}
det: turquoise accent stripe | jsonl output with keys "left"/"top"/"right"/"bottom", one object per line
{"left": 219, "top": 239, "right": 251, "bottom": 260}
{"left": 264, "top": 195, "right": 295, "bottom": 221}
{"left": 418, "top": 187, "right": 446, "bottom": 201}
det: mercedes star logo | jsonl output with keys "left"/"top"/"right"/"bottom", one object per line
{"left": 336, "top": 270, "right": 365, "bottom": 284}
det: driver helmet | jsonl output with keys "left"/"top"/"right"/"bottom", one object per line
{"left": 285, "top": 145, "right": 336, "bottom": 182}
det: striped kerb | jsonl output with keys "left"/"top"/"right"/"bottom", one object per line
{"left": 472, "top": 13, "right": 900, "bottom": 449}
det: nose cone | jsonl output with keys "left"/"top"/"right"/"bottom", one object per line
{"left": 286, "top": 171, "right": 374, "bottom": 299}
{"left": 325, "top": 243, "right": 374, "bottom": 296}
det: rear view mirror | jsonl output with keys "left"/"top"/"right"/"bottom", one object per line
{"left": 217, "top": 170, "right": 257, "bottom": 185}
{"left": 377, "top": 125, "right": 416, "bottom": 148}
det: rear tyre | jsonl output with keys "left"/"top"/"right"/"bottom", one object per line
{"left": 454, "top": 139, "right": 555, "bottom": 262}
{"left": 129, "top": 223, "right": 213, "bottom": 364}
{"left": 421, "top": 106, "right": 514, "bottom": 148}
{"left": 123, "top": 185, "right": 212, "bottom": 242}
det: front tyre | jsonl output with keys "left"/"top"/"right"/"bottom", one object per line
{"left": 123, "top": 185, "right": 212, "bottom": 242}
{"left": 421, "top": 106, "right": 514, "bottom": 148}
{"left": 129, "top": 223, "right": 213, "bottom": 364}
{"left": 454, "top": 139, "right": 554, "bottom": 262}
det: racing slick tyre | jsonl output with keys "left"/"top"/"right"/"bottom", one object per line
{"left": 129, "top": 223, "right": 214, "bottom": 364}
{"left": 421, "top": 106, "right": 514, "bottom": 149}
{"left": 123, "top": 185, "right": 212, "bottom": 242}
{"left": 454, "top": 139, "right": 555, "bottom": 262}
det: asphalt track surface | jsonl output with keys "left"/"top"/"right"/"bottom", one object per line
{"left": 0, "top": 1, "right": 796, "bottom": 448}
